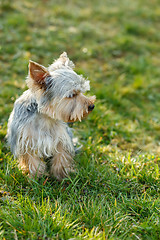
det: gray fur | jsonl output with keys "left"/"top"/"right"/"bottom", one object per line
{"left": 7, "top": 91, "right": 38, "bottom": 157}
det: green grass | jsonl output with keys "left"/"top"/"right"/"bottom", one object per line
{"left": 0, "top": 0, "right": 160, "bottom": 239}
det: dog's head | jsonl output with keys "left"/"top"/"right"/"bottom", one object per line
{"left": 26, "top": 52, "right": 96, "bottom": 122}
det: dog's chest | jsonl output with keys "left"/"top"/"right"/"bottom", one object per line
{"left": 30, "top": 114, "right": 74, "bottom": 156}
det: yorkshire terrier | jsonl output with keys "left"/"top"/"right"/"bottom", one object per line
{"left": 7, "top": 52, "right": 96, "bottom": 180}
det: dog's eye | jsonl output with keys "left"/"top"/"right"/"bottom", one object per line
{"left": 68, "top": 93, "right": 77, "bottom": 98}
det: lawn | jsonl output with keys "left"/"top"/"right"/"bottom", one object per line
{"left": 0, "top": 0, "right": 160, "bottom": 239}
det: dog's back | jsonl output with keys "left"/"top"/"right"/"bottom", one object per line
{"left": 7, "top": 90, "right": 38, "bottom": 157}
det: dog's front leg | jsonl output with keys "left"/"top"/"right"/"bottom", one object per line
{"left": 19, "top": 153, "right": 46, "bottom": 177}
{"left": 50, "top": 142, "right": 74, "bottom": 180}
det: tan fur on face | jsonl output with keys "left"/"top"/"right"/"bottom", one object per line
{"left": 68, "top": 93, "right": 96, "bottom": 122}
{"left": 39, "top": 94, "right": 96, "bottom": 122}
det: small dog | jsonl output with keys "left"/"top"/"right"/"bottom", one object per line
{"left": 7, "top": 52, "right": 96, "bottom": 180}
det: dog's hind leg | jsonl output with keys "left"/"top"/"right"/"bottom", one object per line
{"left": 49, "top": 142, "right": 74, "bottom": 180}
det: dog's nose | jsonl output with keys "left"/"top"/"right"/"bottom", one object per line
{"left": 88, "top": 104, "right": 95, "bottom": 111}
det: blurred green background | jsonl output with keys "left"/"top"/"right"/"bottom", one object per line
{"left": 0, "top": 0, "right": 160, "bottom": 239}
{"left": 0, "top": 0, "right": 160, "bottom": 154}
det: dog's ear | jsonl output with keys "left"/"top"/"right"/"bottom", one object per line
{"left": 48, "top": 52, "right": 75, "bottom": 72}
{"left": 29, "top": 60, "right": 50, "bottom": 87}
{"left": 59, "top": 52, "right": 69, "bottom": 65}
{"left": 59, "top": 52, "right": 75, "bottom": 68}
